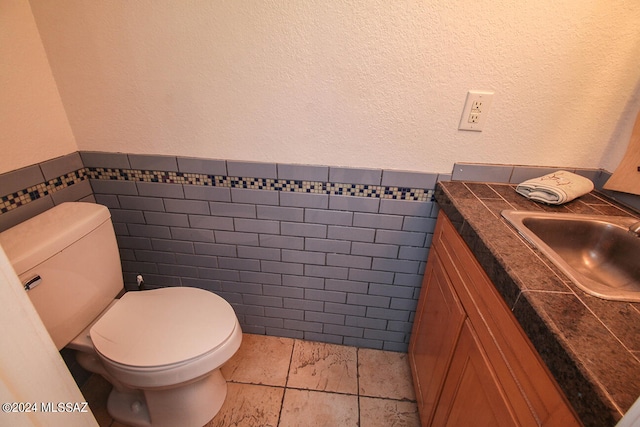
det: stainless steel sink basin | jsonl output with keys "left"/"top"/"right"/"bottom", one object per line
{"left": 501, "top": 210, "right": 640, "bottom": 302}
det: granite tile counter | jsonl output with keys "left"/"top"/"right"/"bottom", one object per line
{"left": 435, "top": 180, "right": 640, "bottom": 427}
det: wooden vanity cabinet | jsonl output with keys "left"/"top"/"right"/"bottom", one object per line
{"left": 409, "top": 212, "right": 580, "bottom": 427}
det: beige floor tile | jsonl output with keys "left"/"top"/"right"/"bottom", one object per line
{"left": 205, "top": 382, "right": 283, "bottom": 427}
{"left": 279, "top": 389, "right": 358, "bottom": 427}
{"left": 81, "top": 336, "right": 420, "bottom": 427}
{"left": 287, "top": 340, "right": 358, "bottom": 394}
{"left": 221, "top": 333, "right": 294, "bottom": 387}
{"left": 359, "top": 396, "right": 421, "bottom": 427}
{"left": 358, "top": 348, "right": 416, "bottom": 401}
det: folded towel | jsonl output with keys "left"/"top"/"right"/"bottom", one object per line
{"left": 515, "top": 170, "right": 594, "bottom": 205}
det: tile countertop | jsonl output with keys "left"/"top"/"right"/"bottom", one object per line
{"left": 435, "top": 181, "right": 640, "bottom": 427}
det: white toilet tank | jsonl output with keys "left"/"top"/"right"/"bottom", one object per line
{"left": 0, "top": 202, "right": 124, "bottom": 350}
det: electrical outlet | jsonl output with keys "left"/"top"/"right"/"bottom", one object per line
{"left": 459, "top": 90, "right": 494, "bottom": 131}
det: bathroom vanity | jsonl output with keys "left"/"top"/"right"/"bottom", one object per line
{"left": 409, "top": 181, "right": 640, "bottom": 427}
{"left": 409, "top": 210, "right": 579, "bottom": 426}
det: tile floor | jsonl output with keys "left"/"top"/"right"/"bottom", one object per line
{"left": 81, "top": 333, "right": 420, "bottom": 427}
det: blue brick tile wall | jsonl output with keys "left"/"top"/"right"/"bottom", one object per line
{"left": 0, "top": 152, "right": 94, "bottom": 231}
{"left": 5, "top": 154, "right": 621, "bottom": 351}
{"left": 87, "top": 158, "right": 437, "bottom": 351}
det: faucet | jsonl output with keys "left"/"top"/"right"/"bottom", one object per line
{"left": 630, "top": 221, "right": 640, "bottom": 236}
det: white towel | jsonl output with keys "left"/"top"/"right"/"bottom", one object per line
{"left": 515, "top": 170, "right": 594, "bottom": 205}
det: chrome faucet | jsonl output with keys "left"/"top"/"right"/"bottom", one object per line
{"left": 630, "top": 221, "right": 640, "bottom": 236}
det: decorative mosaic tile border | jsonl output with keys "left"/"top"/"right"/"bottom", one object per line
{"left": 0, "top": 169, "right": 89, "bottom": 214}
{"left": 0, "top": 167, "right": 434, "bottom": 215}
{"left": 87, "top": 168, "right": 434, "bottom": 199}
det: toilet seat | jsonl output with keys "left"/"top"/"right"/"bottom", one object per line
{"left": 90, "top": 287, "right": 241, "bottom": 388}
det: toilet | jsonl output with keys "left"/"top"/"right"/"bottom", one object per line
{"left": 0, "top": 202, "right": 242, "bottom": 427}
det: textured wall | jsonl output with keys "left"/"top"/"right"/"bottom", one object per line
{"left": 27, "top": 0, "right": 640, "bottom": 174}
{"left": 0, "top": 0, "right": 77, "bottom": 174}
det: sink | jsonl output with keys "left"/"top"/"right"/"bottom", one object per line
{"left": 501, "top": 210, "right": 640, "bottom": 302}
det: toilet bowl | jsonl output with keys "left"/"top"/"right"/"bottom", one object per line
{"left": 76, "top": 287, "right": 242, "bottom": 427}
{"left": 0, "top": 202, "right": 242, "bottom": 427}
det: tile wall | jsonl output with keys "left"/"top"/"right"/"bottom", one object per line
{"left": 450, "top": 162, "right": 640, "bottom": 211}
{"left": 0, "top": 152, "right": 442, "bottom": 351}
{"left": 0, "top": 152, "right": 95, "bottom": 230}
{"left": 1, "top": 153, "right": 636, "bottom": 352}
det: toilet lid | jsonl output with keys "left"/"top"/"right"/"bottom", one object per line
{"left": 90, "top": 287, "right": 237, "bottom": 368}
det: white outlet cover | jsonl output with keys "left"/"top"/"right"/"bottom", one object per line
{"left": 459, "top": 90, "right": 494, "bottom": 132}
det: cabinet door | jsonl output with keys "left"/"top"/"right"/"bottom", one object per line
{"left": 432, "top": 320, "right": 518, "bottom": 427}
{"left": 409, "top": 247, "right": 466, "bottom": 426}
{"left": 436, "top": 212, "right": 580, "bottom": 426}
{"left": 411, "top": 212, "right": 580, "bottom": 427}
